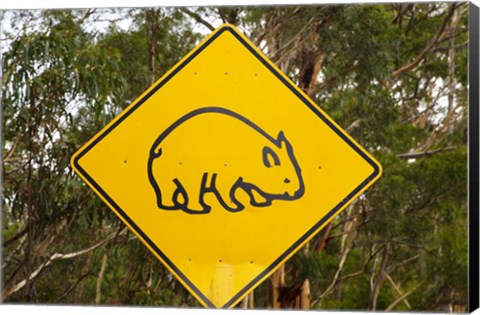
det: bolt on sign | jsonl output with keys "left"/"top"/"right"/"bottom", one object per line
{"left": 71, "top": 24, "right": 382, "bottom": 308}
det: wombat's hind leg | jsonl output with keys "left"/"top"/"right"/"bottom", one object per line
{"left": 155, "top": 179, "right": 179, "bottom": 210}
{"left": 176, "top": 176, "right": 211, "bottom": 214}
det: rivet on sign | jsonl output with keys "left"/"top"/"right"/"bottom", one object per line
{"left": 318, "top": 166, "right": 322, "bottom": 170}
{"left": 188, "top": 258, "right": 192, "bottom": 261}
{"left": 225, "top": 72, "right": 228, "bottom": 75}
{"left": 179, "top": 162, "right": 183, "bottom": 165}
{"left": 250, "top": 260, "right": 254, "bottom": 264}
{"left": 124, "top": 160, "right": 127, "bottom": 164}
{"left": 218, "top": 259, "right": 223, "bottom": 263}
{"left": 254, "top": 73, "right": 258, "bottom": 76}
{"left": 224, "top": 163, "right": 228, "bottom": 167}
{"left": 194, "top": 71, "right": 198, "bottom": 75}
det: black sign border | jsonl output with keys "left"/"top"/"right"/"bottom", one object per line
{"left": 72, "top": 25, "right": 381, "bottom": 309}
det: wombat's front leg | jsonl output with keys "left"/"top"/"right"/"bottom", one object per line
{"left": 248, "top": 189, "right": 272, "bottom": 207}
{"left": 213, "top": 176, "right": 245, "bottom": 212}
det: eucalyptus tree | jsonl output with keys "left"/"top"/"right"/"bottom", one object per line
{"left": 2, "top": 3, "right": 469, "bottom": 311}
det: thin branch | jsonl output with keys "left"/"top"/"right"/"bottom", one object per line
{"left": 390, "top": 240, "right": 436, "bottom": 254}
{"left": 2, "top": 232, "right": 28, "bottom": 270}
{"left": 3, "top": 228, "right": 126, "bottom": 298}
{"left": 273, "top": 7, "right": 337, "bottom": 63}
{"left": 369, "top": 244, "right": 389, "bottom": 310}
{"left": 270, "top": 17, "right": 315, "bottom": 60}
{"left": 433, "top": 40, "right": 468, "bottom": 53}
{"left": 319, "top": 248, "right": 351, "bottom": 299}
{"left": 391, "top": 4, "right": 457, "bottom": 79}
{"left": 2, "top": 226, "right": 28, "bottom": 248}
{"left": 179, "top": 8, "right": 215, "bottom": 31}
{"left": 2, "top": 136, "right": 20, "bottom": 163}
{"left": 91, "top": 15, "right": 130, "bottom": 25}
{"left": 400, "top": 85, "right": 448, "bottom": 125}
{"left": 314, "top": 243, "right": 387, "bottom": 306}
{"left": 397, "top": 146, "right": 456, "bottom": 159}
{"left": 328, "top": 230, "right": 359, "bottom": 240}
{"left": 56, "top": 273, "right": 91, "bottom": 303}
{"left": 318, "top": 61, "right": 356, "bottom": 90}
{"left": 254, "top": 7, "right": 306, "bottom": 47}
{"left": 76, "top": 9, "right": 96, "bottom": 26}
{"left": 345, "top": 118, "right": 362, "bottom": 133}
{"left": 420, "top": 102, "right": 460, "bottom": 152}
{"left": 330, "top": 208, "right": 375, "bottom": 231}
{"left": 316, "top": 222, "right": 333, "bottom": 253}
{"left": 3, "top": 217, "right": 67, "bottom": 296}
{"left": 385, "top": 282, "right": 423, "bottom": 311}
{"left": 386, "top": 254, "right": 421, "bottom": 273}
{"left": 339, "top": 269, "right": 364, "bottom": 282}
{"left": 274, "top": 37, "right": 304, "bottom": 65}
{"left": 385, "top": 272, "right": 412, "bottom": 309}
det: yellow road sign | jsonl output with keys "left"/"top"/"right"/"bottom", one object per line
{"left": 71, "top": 24, "right": 382, "bottom": 308}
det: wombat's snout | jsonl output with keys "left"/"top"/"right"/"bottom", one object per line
{"left": 283, "top": 178, "right": 302, "bottom": 198}
{"left": 284, "top": 186, "right": 304, "bottom": 199}
{"left": 292, "top": 189, "right": 304, "bottom": 199}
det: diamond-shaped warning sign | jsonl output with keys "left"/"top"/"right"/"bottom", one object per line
{"left": 71, "top": 24, "right": 382, "bottom": 308}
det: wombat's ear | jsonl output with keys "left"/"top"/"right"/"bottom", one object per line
{"left": 277, "top": 131, "right": 287, "bottom": 148}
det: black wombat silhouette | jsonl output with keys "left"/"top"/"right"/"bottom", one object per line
{"left": 147, "top": 107, "right": 305, "bottom": 214}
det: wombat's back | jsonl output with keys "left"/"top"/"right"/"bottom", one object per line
{"left": 150, "top": 108, "right": 275, "bottom": 168}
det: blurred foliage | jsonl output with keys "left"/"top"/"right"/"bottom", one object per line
{"left": 2, "top": 3, "right": 469, "bottom": 312}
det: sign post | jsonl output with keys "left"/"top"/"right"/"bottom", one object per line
{"left": 71, "top": 24, "right": 382, "bottom": 308}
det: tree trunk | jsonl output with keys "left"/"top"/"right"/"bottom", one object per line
{"left": 95, "top": 253, "right": 108, "bottom": 304}
{"left": 298, "top": 49, "right": 325, "bottom": 96}
{"left": 241, "top": 291, "right": 254, "bottom": 309}
{"left": 299, "top": 279, "right": 311, "bottom": 309}
{"left": 447, "top": 8, "right": 458, "bottom": 135}
{"left": 369, "top": 244, "right": 389, "bottom": 310}
{"left": 272, "top": 264, "right": 285, "bottom": 308}
{"left": 147, "top": 9, "right": 159, "bottom": 84}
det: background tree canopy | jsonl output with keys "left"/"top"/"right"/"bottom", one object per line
{"left": 1, "top": 3, "right": 469, "bottom": 311}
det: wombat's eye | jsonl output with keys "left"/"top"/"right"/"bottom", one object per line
{"left": 263, "top": 146, "right": 280, "bottom": 168}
